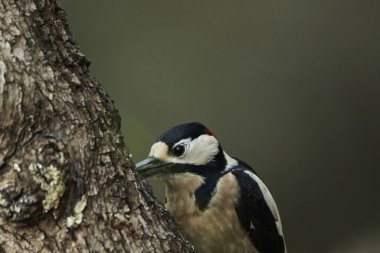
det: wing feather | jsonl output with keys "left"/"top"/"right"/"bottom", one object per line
{"left": 231, "top": 164, "right": 286, "bottom": 253}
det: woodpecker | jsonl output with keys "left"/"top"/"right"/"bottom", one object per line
{"left": 136, "top": 122, "right": 286, "bottom": 253}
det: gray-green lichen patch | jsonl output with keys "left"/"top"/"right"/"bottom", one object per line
{"left": 28, "top": 163, "right": 65, "bottom": 212}
{"left": 66, "top": 195, "right": 87, "bottom": 228}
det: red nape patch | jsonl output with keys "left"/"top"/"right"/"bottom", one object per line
{"left": 204, "top": 128, "right": 214, "bottom": 136}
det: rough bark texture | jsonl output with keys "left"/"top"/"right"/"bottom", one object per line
{"left": 0, "top": 0, "right": 194, "bottom": 252}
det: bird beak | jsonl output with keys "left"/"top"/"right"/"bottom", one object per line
{"left": 135, "top": 157, "right": 174, "bottom": 178}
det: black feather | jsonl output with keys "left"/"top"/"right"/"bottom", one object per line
{"left": 231, "top": 163, "right": 285, "bottom": 253}
{"left": 194, "top": 170, "right": 221, "bottom": 210}
{"left": 158, "top": 122, "right": 207, "bottom": 148}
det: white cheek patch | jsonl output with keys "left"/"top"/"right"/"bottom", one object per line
{"left": 169, "top": 134, "right": 220, "bottom": 165}
{"left": 149, "top": 141, "right": 169, "bottom": 160}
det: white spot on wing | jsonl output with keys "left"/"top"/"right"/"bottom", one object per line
{"left": 223, "top": 151, "right": 238, "bottom": 172}
{"left": 244, "top": 170, "right": 284, "bottom": 236}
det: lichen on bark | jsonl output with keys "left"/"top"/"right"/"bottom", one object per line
{"left": 28, "top": 163, "right": 65, "bottom": 212}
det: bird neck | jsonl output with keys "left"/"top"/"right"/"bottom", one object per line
{"left": 164, "top": 149, "right": 235, "bottom": 220}
{"left": 165, "top": 172, "right": 205, "bottom": 221}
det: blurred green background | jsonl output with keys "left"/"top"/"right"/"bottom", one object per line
{"left": 61, "top": 1, "right": 380, "bottom": 252}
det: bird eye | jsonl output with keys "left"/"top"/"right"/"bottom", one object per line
{"left": 172, "top": 145, "right": 185, "bottom": 157}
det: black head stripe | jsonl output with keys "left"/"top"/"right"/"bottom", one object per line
{"left": 194, "top": 171, "right": 221, "bottom": 211}
{"left": 158, "top": 122, "right": 209, "bottom": 148}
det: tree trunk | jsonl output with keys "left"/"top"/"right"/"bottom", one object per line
{"left": 0, "top": 0, "right": 194, "bottom": 252}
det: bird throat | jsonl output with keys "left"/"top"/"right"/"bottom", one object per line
{"left": 164, "top": 168, "right": 226, "bottom": 219}
{"left": 165, "top": 172, "right": 205, "bottom": 222}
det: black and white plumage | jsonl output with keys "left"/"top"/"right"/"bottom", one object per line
{"left": 136, "top": 122, "right": 286, "bottom": 253}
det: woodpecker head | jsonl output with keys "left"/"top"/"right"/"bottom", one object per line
{"left": 135, "top": 122, "right": 227, "bottom": 178}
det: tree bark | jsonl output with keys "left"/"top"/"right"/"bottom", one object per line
{"left": 0, "top": 0, "right": 194, "bottom": 252}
